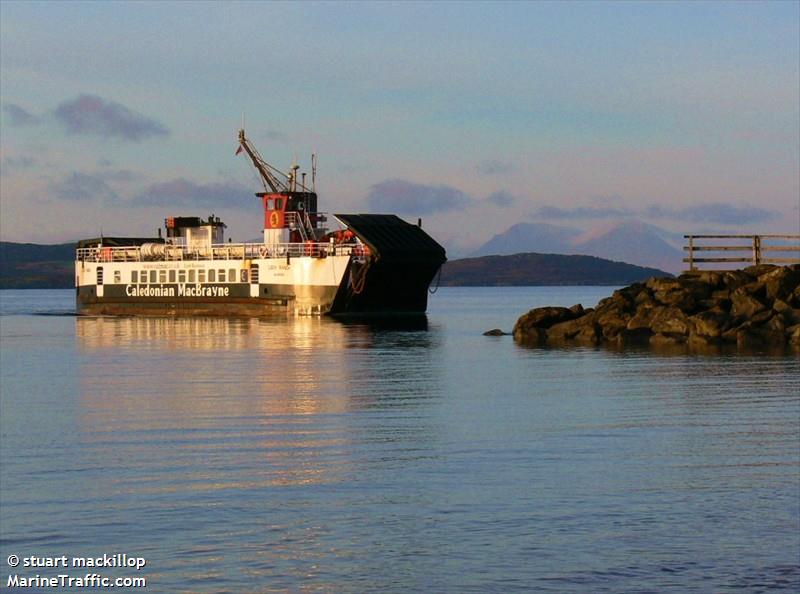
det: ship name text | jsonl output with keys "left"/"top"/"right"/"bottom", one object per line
{"left": 125, "top": 284, "right": 231, "bottom": 297}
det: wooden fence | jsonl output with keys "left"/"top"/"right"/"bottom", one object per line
{"left": 683, "top": 234, "right": 800, "bottom": 272}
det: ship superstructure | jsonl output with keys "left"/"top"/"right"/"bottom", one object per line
{"left": 75, "top": 129, "right": 446, "bottom": 316}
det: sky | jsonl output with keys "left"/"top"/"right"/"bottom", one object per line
{"left": 1, "top": 1, "right": 798, "bottom": 254}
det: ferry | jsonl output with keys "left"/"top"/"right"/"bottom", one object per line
{"left": 75, "top": 129, "right": 446, "bottom": 316}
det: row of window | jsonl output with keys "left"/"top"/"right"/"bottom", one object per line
{"left": 131, "top": 268, "right": 242, "bottom": 284}
{"left": 95, "top": 267, "right": 254, "bottom": 285}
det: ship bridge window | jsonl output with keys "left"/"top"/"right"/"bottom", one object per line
{"left": 178, "top": 269, "right": 186, "bottom": 283}
{"left": 96, "top": 267, "right": 103, "bottom": 285}
{"left": 218, "top": 269, "right": 226, "bottom": 282}
{"left": 198, "top": 269, "right": 206, "bottom": 283}
{"left": 188, "top": 270, "right": 196, "bottom": 283}
{"left": 150, "top": 270, "right": 157, "bottom": 284}
{"left": 113, "top": 270, "right": 121, "bottom": 284}
{"left": 169, "top": 270, "right": 176, "bottom": 283}
{"left": 229, "top": 268, "right": 236, "bottom": 282}
{"left": 159, "top": 270, "right": 167, "bottom": 283}
{"left": 208, "top": 269, "right": 216, "bottom": 282}
{"left": 131, "top": 270, "right": 138, "bottom": 283}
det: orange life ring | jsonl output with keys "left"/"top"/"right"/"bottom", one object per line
{"left": 269, "top": 211, "right": 280, "bottom": 228}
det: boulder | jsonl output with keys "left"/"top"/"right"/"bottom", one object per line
{"left": 761, "top": 266, "right": 800, "bottom": 302}
{"left": 646, "top": 277, "right": 681, "bottom": 292}
{"left": 627, "top": 305, "right": 659, "bottom": 331}
{"left": 788, "top": 325, "right": 800, "bottom": 348}
{"left": 569, "top": 303, "right": 585, "bottom": 316}
{"left": 483, "top": 328, "right": 508, "bottom": 336}
{"left": 722, "top": 272, "right": 751, "bottom": 291}
{"left": 514, "top": 306, "right": 576, "bottom": 331}
{"left": 690, "top": 307, "right": 731, "bottom": 338}
{"left": 731, "top": 290, "right": 766, "bottom": 319}
{"left": 653, "top": 287, "right": 695, "bottom": 310}
{"left": 743, "top": 264, "right": 780, "bottom": 278}
{"left": 650, "top": 332, "right": 686, "bottom": 346}
{"left": 650, "top": 307, "right": 692, "bottom": 336}
{"left": 597, "top": 305, "right": 633, "bottom": 340}
{"left": 513, "top": 306, "right": 577, "bottom": 342}
{"left": 774, "top": 302, "right": 800, "bottom": 326}
{"left": 616, "top": 327, "right": 652, "bottom": 345}
{"left": 514, "top": 326, "right": 547, "bottom": 345}
{"left": 548, "top": 312, "right": 598, "bottom": 341}
{"left": 512, "top": 265, "right": 800, "bottom": 351}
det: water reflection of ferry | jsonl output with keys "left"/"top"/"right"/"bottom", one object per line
{"left": 75, "top": 316, "right": 442, "bottom": 494}
{"left": 75, "top": 129, "right": 446, "bottom": 317}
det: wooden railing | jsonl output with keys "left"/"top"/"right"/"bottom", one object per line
{"left": 683, "top": 234, "right": 800, "bottom": 271}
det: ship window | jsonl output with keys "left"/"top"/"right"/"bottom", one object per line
{"left": 114, "top": 270, "right": 121, "bottom": 284}
{"left": 169, "top": 270, "right": 176, "bottom": 283}
{"left": 218, "top": 269, "right": 226, "bottom": 282}
{"left": 275, "top": 198, "right": 283, "bottom": 210}
{"left": 131, "top": 270, "right": 138, "bottom": 283}
{"left": 188, "top": 270, "right": 196, "bottom": 283}
{"left": 149, "top": 270, "right": 157, "bottom": 283}
{"left": 198, "top": 269, "right": 206, "bottom": 283}
{"left": 208, "top": 269, "right": 215, "bottom": 282}
{"left": 178, "top": 270, "right": 186, "bottom": 283}
{"left": 267, "top": 198, "right": 274, "bottom": 210}
{"left": 96, "top": 267, "right": 104, "bottom": 285}
{"left": 159, "top": 270, "right": 167, "bottom": 283}
{"left": 250, "top": 264, "right": 259, "bottom": 284}
{"left": 229, "top": 268, "right": 236, "bottom": 282}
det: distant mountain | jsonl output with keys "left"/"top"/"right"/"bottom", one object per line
{"left": 440, "top": 252, "right": 670, "bottom": 286}
{"left": 472, "top": 219, "right": 685, "bottom": 273}
{"left": 471, "top": 222, "right": 581, "bottom": 257}
{"left": 0, "top": 242, "right": 75, "bottom": 289}
{"left": 570, "top": 220, "right": 684, "bottom": 273}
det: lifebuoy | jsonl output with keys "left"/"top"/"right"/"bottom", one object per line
{"left": 269, "top": 211, "right": 280, "bottom": 228}
{"left": 259, "top": 246, "right": 269, "bottom": 258}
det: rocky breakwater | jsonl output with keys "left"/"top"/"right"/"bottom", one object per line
{"left": 513, "top": 264, "right": 800, "bottom": 350}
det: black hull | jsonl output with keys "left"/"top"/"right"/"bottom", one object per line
{"left": 329, "top": 259, "right": 441, "bottom": 315}
{"left": 329, "top": 213, "right": 447, "bottom": 315}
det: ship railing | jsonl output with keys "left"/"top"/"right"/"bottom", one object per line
{"left": 76, "top": 241, "right": 367, "bottom": 263}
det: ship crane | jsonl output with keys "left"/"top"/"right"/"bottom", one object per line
{"left": 236, "top": 128, "right": 294, "bottom": 193}
{"left": 236, "top": 128, "right": 319, "bottom": 241}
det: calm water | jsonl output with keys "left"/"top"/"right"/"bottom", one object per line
{"left": 1, "top": 288, "right": 798, "bottom": 593}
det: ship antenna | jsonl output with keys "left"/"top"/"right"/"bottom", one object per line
{"left": 311, "top": 152, "right": 317, "bottom": 192}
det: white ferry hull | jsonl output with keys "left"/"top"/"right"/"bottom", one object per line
{"left": 76, "top": 254, "right": 352, "bottom": 316}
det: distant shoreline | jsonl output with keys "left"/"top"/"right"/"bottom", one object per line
{"left": 1, "top": 241, "right": 669, "bottom": 290}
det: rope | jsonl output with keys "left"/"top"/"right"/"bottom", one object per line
{"left": 350, "top": 260, "right": 370, "bottom": 295}
{"left": 428, "top": 266, "right": 443, "bottom": 294}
